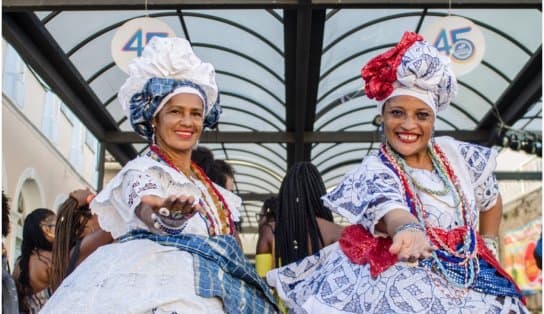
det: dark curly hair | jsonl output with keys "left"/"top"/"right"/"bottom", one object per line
{"left": 15, "top": 208, "right": 55, "bottom": 312}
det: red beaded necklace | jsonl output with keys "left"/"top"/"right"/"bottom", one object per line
{"left": 149, "top": 145, "right": 234, "bottom": 236}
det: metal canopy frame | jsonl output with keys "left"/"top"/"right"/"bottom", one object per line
{"left": 2, "top": 0, "right": 542, "bottom": 231}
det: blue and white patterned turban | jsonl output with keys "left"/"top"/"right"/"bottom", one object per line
{"left": 365, "top": 32, "right": 458, "bottom": 116}
{"left": 118, "top": 37, "right": 221, "bottom": 141}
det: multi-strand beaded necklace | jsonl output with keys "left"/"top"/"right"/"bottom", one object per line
{"left": 149, "top": 145, "right": 234, "bottom": 236}
{"left": 379, "top": 142, "right": 479, "bottom": 289}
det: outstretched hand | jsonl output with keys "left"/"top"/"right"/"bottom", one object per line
{"left": 389, "top": 229, "right": 435, "bottom": 264}
{"left": 136, "top": 195, "right": 205, "bottom": 234}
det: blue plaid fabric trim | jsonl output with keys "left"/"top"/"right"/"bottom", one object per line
{"left": 118, "top": 230, "right": 278, "bottom": 313}
{"left": 129, "top": 78, "right": 222, "bottom": 141}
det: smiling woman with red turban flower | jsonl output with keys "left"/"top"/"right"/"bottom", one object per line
{"left": 266, "top": 32, "right": 528, "bottom": 314}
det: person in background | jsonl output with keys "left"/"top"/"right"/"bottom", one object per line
{"left": 274, "top": 162, "right": 343, "bottom": 268}
{"left": 266, "top": 32, "right": 527, "bottom": 313}
{"left": 13, "top": 208, "right": 56, "bottom": 313}
{"left": 2, "top": 192, "right": 19, "bottom": 314}
{"left": 49, "top": 189, "right": 113, "bottom": 292}
{"left": 255, "top": 196, "right": 279, "bottom": 278}
{"left": 191, "top": 145, "right": 215, "bottom": 176}
{"left": 210, "top": 159, "right": 243, "bottom": 234}
{"left": 210, "top": 159, "right": 235, "bottom": 192}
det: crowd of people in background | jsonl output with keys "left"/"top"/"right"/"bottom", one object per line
{"left": 0, "top": 32, "right": 538, "bottom": 313}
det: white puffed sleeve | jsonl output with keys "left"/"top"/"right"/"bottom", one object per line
{"left": 321, "top": 155, "right": 410, "bottom": 237}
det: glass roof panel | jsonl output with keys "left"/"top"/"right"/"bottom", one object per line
{"left": 215, "top": 124, "right": 253, "bottom": 131}
{"left": 194, "top": 47, "right": 284, "bottom": 103}
{"left": 321, "top": 16, "right": 421, "bottom": 78}
{"left": 89, "top": 67, "right": 124, "bottom": 104}
{"left": 314, "top": 142, "right": 372, "bottom": 170}
{"left": 312, "top": 142, "right": 357, "bottom": 163}
{"left": 512, "top": 100, "right": 542, "bottom": 131}
{"left": 228, "top": 162, "right": 283, "bottom": 187}
{"left": 219, "top": 95, "right": 283, "bottom": 130}
{"left": 183, "top": 11, "right": 284, "bottom": 78}
{"left": 433, "top": 105, "right": 475, "bottom": 130}
{"left": 321, "top": 162, "right": 362, "bottom": 189}
{"left": 212, "top": 143, "right": 286, "bottom": 170}
{"left": 457, "top": 64, "right": 510, "bottom": 105}
{"left": 318, "top": 102, "right": 375, "bottom": 132}
{"left": 67, "top": 29, "right": 117, "bottom": 81}
{"left": 218, "top": 144, "right": 285, "bottom": 177}
{"left": 189, "top": 9, "right": 284, "bottom": 52}
{"left": 35, "top": 11, "right": 52, "bottom": 19}
{"left": 118, "top": 118, "right": 132, "bottom": 131}
{"left": 44, "top": 10, "right": 149, "bottom": 52}
{"left": 107, "top": 99, "right": 126, "bottom": 123}
{"left": 216, "top": 72, "right": 284, "bottom": 119}
{"left": 322, "top": 9, "right": 422, "bottom": 48}
{"left": 315, "top": 96, "right": 373, "bottom": 130}
{"left": 219, "top": 96, "right": 282, "bottom": 131}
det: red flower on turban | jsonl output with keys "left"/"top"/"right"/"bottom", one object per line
{"left": 361, "top": 32, "right": 423, "bottom": 101}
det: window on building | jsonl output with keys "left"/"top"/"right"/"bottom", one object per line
{"left": 85, "top": 129, "right": 97, "bottom": 153}
{"left": 3, "top": 44, "right": 26, "bottom": 108}
{"left": 69, "top": 122, "right": 84, "bottom": 170}
{"left": 41, "top": 91, "right": 59, "bottom": 144}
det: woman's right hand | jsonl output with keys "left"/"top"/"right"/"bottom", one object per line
{"left": 389, "top": 228, "right": 435, "bottom": 264}
{"left": 136, "top": 195, "right": 205, "bottom": 234}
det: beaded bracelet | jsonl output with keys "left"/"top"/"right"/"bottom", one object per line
{"left": 151, "top": 213, "right": 187, "bottom": 235}
{"left": 395, "top": 222, "right": 425, "bottom": 236}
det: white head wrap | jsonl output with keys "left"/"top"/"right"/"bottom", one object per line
{"left": 118, "top": 36, "right": 218, "bottom": 118}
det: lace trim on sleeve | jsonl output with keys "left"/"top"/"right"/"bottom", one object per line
{"left": 457, "top": 141, "right": 498, "bottom": 186}
{"left": 474, "top": 172, "right": 499, "bottom": 212}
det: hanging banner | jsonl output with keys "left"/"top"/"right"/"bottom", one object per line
{"left": 421, "top": 16, "right": 485, "bottom": 77}
{"left": 111, "top": 17, "right": 176, "bottom": 73}
{"left": 502, "top": 219, "right": 542, "bottom": 292}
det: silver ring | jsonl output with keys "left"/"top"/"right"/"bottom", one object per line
{"left": 158, "top": 207, "right": 170, "bottom": 217}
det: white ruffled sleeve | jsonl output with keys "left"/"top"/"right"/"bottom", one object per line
{"left": 456, "top": 140, "right": 500, "bottom": 212}
{"left": 91, "top": 160, "right": 165, "bottom": 238}
{"left": 321, "top": 156, "right": 410, "bottom": 237}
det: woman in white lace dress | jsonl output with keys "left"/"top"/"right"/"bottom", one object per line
{"left": 41, "top": 37, "right": 276, "bottom": 314}
{"left": 266, "top": 32, "right": 527, "bottom": 313}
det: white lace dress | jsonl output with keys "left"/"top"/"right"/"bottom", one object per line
{"left": 41, "top": 156, "right": 241, "bottom": 314}
{"left": 266, "top": 137, "right": 528, "bottom": 314}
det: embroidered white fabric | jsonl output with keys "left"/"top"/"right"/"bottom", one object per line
{"left": 41, "top": 240, "right": 224, "bottom": 314}
{"left": 266, "top": 137, "right": 525, "bottom": 313}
